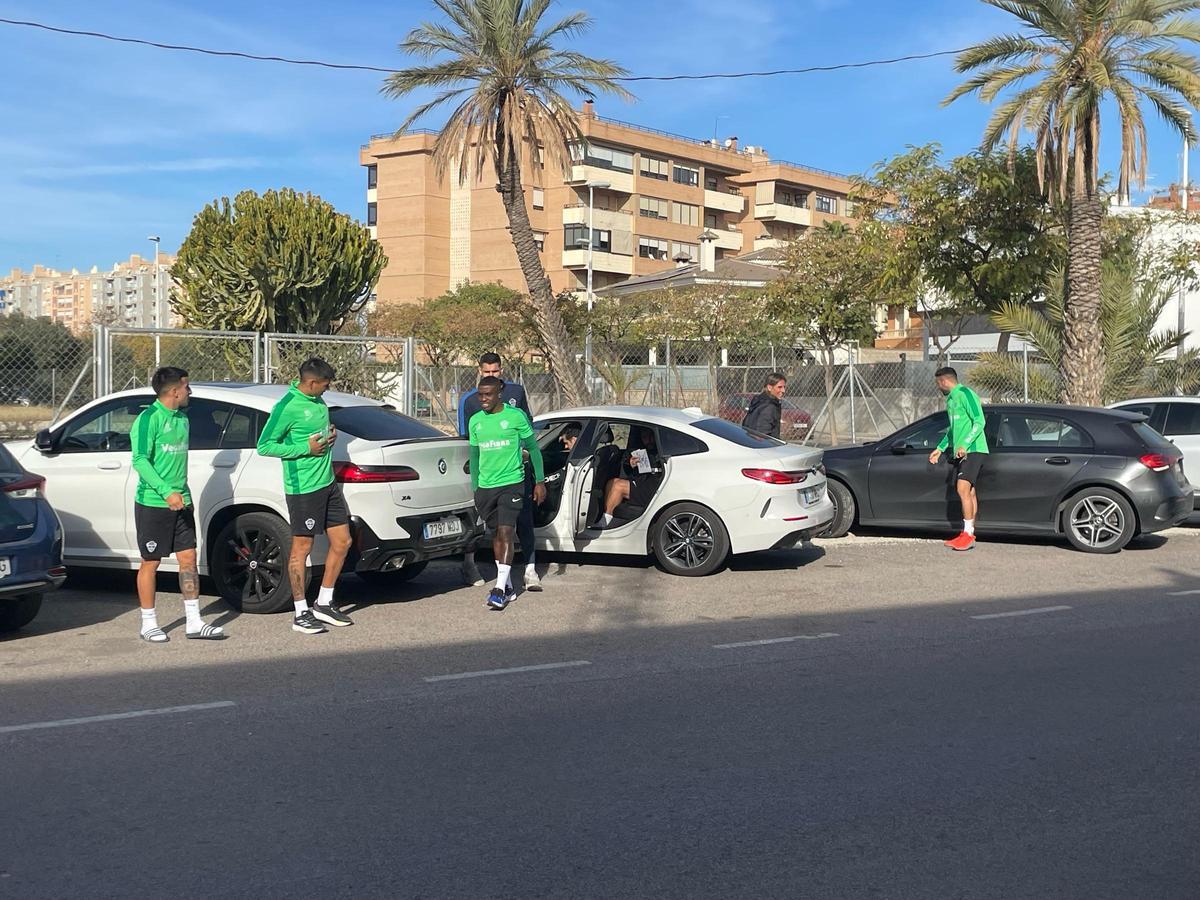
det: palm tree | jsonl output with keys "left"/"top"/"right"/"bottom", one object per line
{"left": 945, "top": 0, "right": 1200, "bottom": 406}
{"left": 382, "top": 0, "right": 632, "bottom": 406}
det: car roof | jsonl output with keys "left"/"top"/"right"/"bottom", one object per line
{"left": 1111, "top": 396, "right": 1200, "bottom": 405}
{"left": 103, "top": 383, "right": 380, "bottom": 410}
{"left": 536, "top": 406, "right": 710, "bottom": 426}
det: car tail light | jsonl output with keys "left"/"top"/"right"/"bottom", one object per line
{"left": 2, "top": 475, "right": 45, "bottom": 499}
{"left": 1139, "top": 452, "right": 1179, "bottom": 473}
{"left": 742, "top": 468, "right": 809, "bottom": 485}
{"left": 334, "top": 462, "right": 419, "bottom": 483}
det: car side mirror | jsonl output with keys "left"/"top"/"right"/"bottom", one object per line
{"left": 890, "top": 440, "right": 910, "bottom": 455}
{"left": 34, "top": 429, "right": 54, "bottom": 452}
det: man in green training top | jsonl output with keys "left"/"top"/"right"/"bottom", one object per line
{"left": 257, "top": 357, "right": 353, "bottom": 635}
{"left": 928, "top": 366, "right": 989, "bottom": 551}
{"left": 131, "top": 366, "right": 224, "bottom": 642}
{"left": 468, "top": 376, "right": 546, "bottom": 611}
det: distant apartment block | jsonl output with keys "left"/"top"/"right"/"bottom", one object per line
{"left": 1, "top": 254, "right": 178, "bottom": 333}
{"left": 359, "top": 100, "right": 858, "bottom": 306}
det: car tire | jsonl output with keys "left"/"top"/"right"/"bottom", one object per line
{"left": 0, "top": 594, "right": 43, "bottom": 633}
{"left": 1062, "top": 487, "right": 1136, "bottom": 554}
{"left": 211, "top": 511, "right": 302, "bottom": 614}
{"left": 651, "top": 502, "right": 730, "bottom": 577}
{"left": 357, "top": 560, "right": 429, "bottom": 584}
{"left": 819, "top": 480, "right": 856, "bottom": 539}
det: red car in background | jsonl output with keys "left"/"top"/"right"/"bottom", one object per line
{"left": 718, "top": 393, "right": 813, "bottom": 439}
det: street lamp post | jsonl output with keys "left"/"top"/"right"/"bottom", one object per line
{"left": 582, "top": 180, "right": 610, "bottom": 397}
{"left": 1180, "top": 123, "right": 1191, "bottom": 356}
{"left": 147, "top": 235, "right": 161, "bottom": 366}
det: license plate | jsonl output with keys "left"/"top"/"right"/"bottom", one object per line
{"left": 0, "top": 558, "right": 11, "bottom": 579}
{"left": 423, "top": 517, "right": 464, "bottom": 540}
{"left": 801, "top": 487, "right": 822, "bottom": 507}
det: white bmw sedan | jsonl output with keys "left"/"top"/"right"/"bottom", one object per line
{"left": 530, "top": 407, "right": 834, "bottom": 576}
{"left": 7, "top": 384, "right": 481, "bottom": 613}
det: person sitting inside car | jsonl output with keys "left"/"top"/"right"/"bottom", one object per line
{"left": 598, "top": 427, "right": 662, "bottom": 528}
{"left": 542, "top": 425, "right": 581, "bottom": 479}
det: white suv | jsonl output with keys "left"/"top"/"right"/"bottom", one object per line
{"left": 1109, "top": 396, "right": 1200, "bottom": 512}
{"left": 7, "top": 384, "right": 480, "bottom": 613}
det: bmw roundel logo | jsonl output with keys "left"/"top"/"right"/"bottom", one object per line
{"left": 437, "top": 458, "right": 448, "bottom": 475}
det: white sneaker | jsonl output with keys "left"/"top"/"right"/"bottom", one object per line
{"left": 461, "top": 555, "right": 485, "bottom": 587}
{"left": 525, "top": 567, "right": 543, "bottom": 592}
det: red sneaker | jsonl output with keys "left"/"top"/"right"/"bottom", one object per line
{"left": 943, "top": 533, "right": 962, "bottom": 547}
{"left": 948, "top": 532, "right": 976, "bottom": 551}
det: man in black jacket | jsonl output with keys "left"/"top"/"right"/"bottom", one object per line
{"left": 742, "top": 372, "right": 786, "bottom": 438}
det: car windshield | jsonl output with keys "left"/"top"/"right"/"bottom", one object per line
{"left": 693, "top": 417, "right": 784, "bottom": 448}
{"left": 329, "top": 405, "right": 447, "bottom": 442}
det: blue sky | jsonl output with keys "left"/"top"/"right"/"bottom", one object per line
{"left": 1, "top": 0, "right": 1194, "bottom": 272}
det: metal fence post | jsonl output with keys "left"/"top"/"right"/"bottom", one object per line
{"left": 252, "top": 334, "right": 262, "bottom": 384}
{"left": 848, "top": 343, "right": 857, "bottom": 444}
{"left": 262, "top": 333, "right": 272, "bottom": 383}
{"left": 664, "top": 337, "right": 673, "bottom": 407}
{"left": 403, "top": 336, "right": 417, "bottom": 417}
{"left": 1022, "top": 344, "right": 1030, "bottom": 402}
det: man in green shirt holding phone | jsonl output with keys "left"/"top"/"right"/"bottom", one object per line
{"left": 928, "top": 366, "right": 989, "bottom": 551}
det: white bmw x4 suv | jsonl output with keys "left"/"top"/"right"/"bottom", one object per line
{"left": 8, "top": 384, "right": 480, "bottom": 613}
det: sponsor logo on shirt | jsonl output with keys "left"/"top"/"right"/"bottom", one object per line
{"left": 479, "top": 439, "right": 514, "bottom": 451}
{"left": 159, "top": 442, "right": 187, "bottom": 454}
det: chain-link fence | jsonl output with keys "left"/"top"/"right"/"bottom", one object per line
{"left": 263, "top": 333, "right": 413, "bottom": 409}
{"left": 0, "top": 316, "right": 95, "bottom": 438}
{"left": 99, "top": 327, "right": 260, "bottom": 396}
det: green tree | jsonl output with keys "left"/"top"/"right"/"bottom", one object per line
{"left": 861, "top": 144, "right": 1063, "bottom": 354}
{"left": 172, "top": 188, "right": 386, "bottom": 334}
{"left": 382, "top": 0, "right": 632, "bottom": 407}
{"left": 945, "top": 0, "right": 1200, "bottom": 406}
{"left": 972, "top": 261, "right": 1200, "bottom": 403}
{"left": 372, "top": 282, "right": 525, "bottom": 366}
{"left": 768, "top": 223, "right": 898, "bottom": 443}
{"left": 0, "top": 314, "right": 89, "bottom": 407}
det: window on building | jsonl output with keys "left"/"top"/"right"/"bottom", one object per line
{"left": 533, "top": 232, "right": 546, "bottom": 253}
{"left": 816, "top": 194, "right": 838, "bottom": 214}
{"left": 638, "top": 237, "right": 669, "bottom": 260}
{"left": 532, "top": 188, "right": 545, "bottom": 209}
{"left": 705, "top": 173, "right": 719, "bottom": 190}
{"left": 537, "top": 146, "right": 545, "bottom": 169}
{"left": 843, "top": 199, "right": 857, "bottom": 217}
{"left": 671, "top": 241, "right": 698, "bottom": 262}
{"left": 564, "top": 225, "right": 610, "bottom": 252}
{"left": 672, "top": 202, "right": 700, "bottom": 228}
{"left": 367, "top": 202, "right": 377, "bottom": 226}
{"left": 704, "top": 213, "right": 718, "bottom": 229}
{"left": 639, "top": 196, "right": 668, "bottom": 219}
{"left": 796, "top": 191, "right": 810, "bottom": 209}
{"left": 585, "top": 144, "right": 634, "bottom": 172}
{"left": 367, "top": 165, "right": 377, "bottom": 189}
{"left": 776, "top": 190, "right": 792, "bottom": 206}
{"left": 640, "top": 156, "right": 669, "bottom": 180}
{"left": 673, "top": 165, "right": 700, "bottom": 187}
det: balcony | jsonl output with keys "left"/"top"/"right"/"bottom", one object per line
{"left": 754, "top": 236, "right": 790, "bottom": 250}
{"left": 704, "top": 189, "right": 745, "bottom": 214}
{"left": 567, "top": 164, "right": 634, "bottom": 194}
{"left": 754, "top": 203, "right": 812, "bottom": 227}
{"left": 561, "top": 248, "right": 634, "bottom": 275}
{"left": 562, "top": 206, "right": 632, "bottom": 232}
{"left": 711, "top": 229, "right": 744, "bottom": 252}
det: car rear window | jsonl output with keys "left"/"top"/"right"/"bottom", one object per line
{"left": 693, "top": 417, "right": 783, "bottom": 448}
{"left": 329, "top": 405, "right": 447, "bottom": 442}
{"left": 1129, "top": 422, "right": 1176, "bottom": 451}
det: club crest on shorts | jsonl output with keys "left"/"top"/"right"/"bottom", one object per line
{"left": 305, "top": 517, "right": 316, "bottom": 531}
{"left": 145, "top": 540, "right": 157, "bottom": 553}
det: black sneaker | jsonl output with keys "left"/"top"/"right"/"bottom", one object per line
{"left": 486, "top": 588, "right": 509, "bottom": 611}
{"left": 313, "top": 604, "right": 354, "bottom": 627}
{"left": 293, "top": 610, "right": 327, "bottom": 634}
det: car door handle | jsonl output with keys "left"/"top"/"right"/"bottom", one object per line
{"left": 97, "top": 461, "right": 122, "bottom": 470}
{"left": 1045, "top": 456, "right": 1071, "bottom": 466}
{"left": 211, "top": 461, "right": 238, "bottom": 469}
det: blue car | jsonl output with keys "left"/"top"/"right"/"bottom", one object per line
{"left": 0, "top": 443, "right": 66, "bottom": 633}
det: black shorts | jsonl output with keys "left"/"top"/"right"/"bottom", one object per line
{"left": 952, "top": 453, "right": 985, "bottom": 486}
{"left": 135, "top": 503, "right": 197, "bottom": 561}
{"left": 474, "top": 484, "right": 524, "bottom": 531}
{"left": 285, "top": 482, "right": 350, "bottom": 537}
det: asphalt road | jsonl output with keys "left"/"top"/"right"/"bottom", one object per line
{"left": 3, "top": 529, "right": 1199, "bottom": 899}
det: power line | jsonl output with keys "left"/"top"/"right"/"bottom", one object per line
{"left": 0, "top": 16, "right": 965, "bottom": 82}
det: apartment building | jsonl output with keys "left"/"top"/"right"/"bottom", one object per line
{"left": 359, "top": 100, "right": 858, "bottom": 306}
{"left": 1, "top": 253, "right": 177, "bottom": 333}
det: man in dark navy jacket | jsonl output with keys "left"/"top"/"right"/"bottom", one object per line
{"left": 458, "top": 353, "right": 542, "bottom": 590}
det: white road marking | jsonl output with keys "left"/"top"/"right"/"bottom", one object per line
{"left": 1167, "top": 589, "right": 1200, "bottom": 596}
{"left": 713, "top": 633, "right": 839, "bottom": 649}
{"left": 424, "top": 660, "right": 592, "bottom": 683}
{"left": 0, "top": 701, "right": 236, "bottom": 735}
{"left": 970, "top": 606, "right": 1072, "bottom": 620}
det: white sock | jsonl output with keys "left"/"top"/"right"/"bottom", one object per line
{"left": 293, "top": 598, "right": 309, "bottom": 616}
{"left": 317, "top": 586, "right": 335, "bottom": 608}
{"left": 599, "top": 514, "right": 613, "bottom": 526}
{"left": 525, "top": 560, "right": 536, "bottom": 575}
{"left": 495, "top": 564, "right": 511, "bottom": 592}
{"left": 964, "top": 519, "right": 975, "bottom": 536}
{"left": 140, "top": 607, "right": 158, "bottom": 635}
{"left": 183, "top": 599, "right": 202, "bottom": 631}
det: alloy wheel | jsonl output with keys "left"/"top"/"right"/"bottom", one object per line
{"left": 662, "top": 512, "right": 716, "bottom": 570}
{"left": 226, "top": 525, "right": 284, "bottom": 608}
{"left": 1069, "top": 495, "right": 1125, "bottom": 551}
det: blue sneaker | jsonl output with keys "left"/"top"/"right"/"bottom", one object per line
{"left": 486, "top": 588, "right": 509, "bottom": 611}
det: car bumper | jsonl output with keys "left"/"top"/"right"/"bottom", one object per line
{"left": 1138, "top": 492, "right": 1193, "bottom": 533}
{"left": 0, "top": 567, "right": 67, "bottom": 598}
{"left": 727, "top": 485, "right": 835, "bottom": 554}
{"left": 347, "top": 507, "right": 482, "bottom": 573}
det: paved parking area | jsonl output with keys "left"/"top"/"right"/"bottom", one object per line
{"left": 4, "top": 528, "right": 1199, "bottom": 898}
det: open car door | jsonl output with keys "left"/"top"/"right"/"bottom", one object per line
{"left": 570, "top": 458, "right": 596, "bottom": 538}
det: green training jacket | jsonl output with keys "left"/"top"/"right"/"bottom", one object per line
{"left": 937, "top": 384, "right": 989, "bottom": 455}
{"left": 131, "top": 399, "right": 192, "bottom": 508}
{"left": 257, "top": 382, "right": 334, "bottom": 495}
